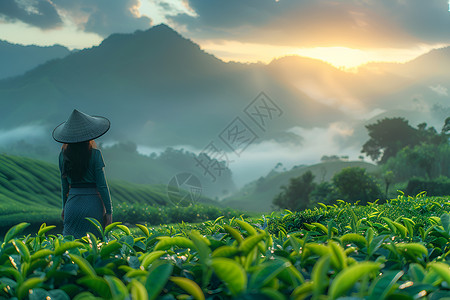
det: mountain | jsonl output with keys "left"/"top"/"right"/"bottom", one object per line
{"left": 0, "top": 40, "right": 71, "bottom": 80}
{"left": 0, "top": 24, "right": 343, "bottom": 148}
{"left": 269, "top": 47, "right": 450, "bottom": 116}
{"left": 1, "top": 24, "right": 448, "bottom": 195}
{"left": 223, "top": 160, "right": 379, "bottom": 212}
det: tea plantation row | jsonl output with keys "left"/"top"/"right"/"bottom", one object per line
{"left": 1, "top": 194, "right": 450, "bottom": 299}
{"left": 0, "top": 154, "right": 239, "bottom": 231}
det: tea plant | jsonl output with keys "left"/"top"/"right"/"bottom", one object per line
{"left": 1, "top": 195, "right": 450, "bottom": 299}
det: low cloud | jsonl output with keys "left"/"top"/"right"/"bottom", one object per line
{"left": 228, "top": 123, "right": 361, "bottom": 186}
{"left": 53, "top": 0, "right": 152, "bottom": 37}
{"left": 0, "top": 125, "right": 47, "bottom": 144}
{"left": 429, "top": 84, "right": 448, "bottom": 96}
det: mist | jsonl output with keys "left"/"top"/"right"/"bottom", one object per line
{"left": 133, "top": 122, "right": 365, "bottom": 188}
{"left": 0, "top": 125, "right": 47, "bottom": 145}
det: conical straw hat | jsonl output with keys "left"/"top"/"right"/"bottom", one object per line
{"left": 52, "top": 109, "right": 110, "bottom": 143}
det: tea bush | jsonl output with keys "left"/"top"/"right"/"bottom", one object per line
{"left": 1, "top": 194, "right": 450, "bottom": 299}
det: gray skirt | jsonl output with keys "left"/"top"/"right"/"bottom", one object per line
{"left": 63, "top": 187, "right": 104, "bottom": 239}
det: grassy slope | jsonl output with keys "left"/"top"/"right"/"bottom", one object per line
{"left": 223, "top": 160, "right": 379, "bottom": 212}
{"left": 0, "top": 154, "right": 217, "bottom": 228}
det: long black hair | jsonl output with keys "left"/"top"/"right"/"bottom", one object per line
{"left": 62, "top": 141, "right": 94, "bottom": 181}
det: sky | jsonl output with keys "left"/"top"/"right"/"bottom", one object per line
{"left": 0, "top": 0, "right": 449, "bottom": 68}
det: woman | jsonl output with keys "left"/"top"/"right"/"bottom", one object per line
{"left": 53, "top": 109, "right": 113, "bottom": 238}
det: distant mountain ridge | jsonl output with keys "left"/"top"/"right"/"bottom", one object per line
{"left": 0, "top": 24, "right": 448, "bottom": 151}
{"left": 0, "top": 40, "right": 71, "bottom": 80}
{"left": 0, "top": 24, "right": 340, "bottom": 147}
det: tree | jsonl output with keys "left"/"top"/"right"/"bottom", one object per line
{"left": 362, "top": 117, "right": 448, "bottom": 164}
{"left": 332, "top": 167, "right": 382, "bottom": 204}
{"left": 417, "top": 122, "right": 447, "bottom": 145}
{"left": 310, "top": 182, "right": 340, "bottom": 205}
{"left": 384, "top": 143, "right": 450, "bottom": 181}
{"left": 361, "top": 118, "right": 419, "bottom": 163}
{"left": 273, "top": 171, "right": 316, "bottom": 211}
{"left": 443, "top": 117, "right": 450, "bottom": 134}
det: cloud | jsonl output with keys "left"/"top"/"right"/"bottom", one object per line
{"left": 0, "top": 125, "right": 47, "bottom": 144}
{"left": 0, "top": 0, "right": 152, "bottom": 37}
{"left": 0, "top": 0, "right": 62, "bottom": 29}
{"left": 429, "top": 84, "right": 448, "bottom": 96}
{"left": 170, "top": 0, "right": 450, "bottom": 48}
{"left": 228, "top": 123, "right": 360, "bottom": 186}
{"left": 52, "top": 0, "right": 152, "bottom": 37}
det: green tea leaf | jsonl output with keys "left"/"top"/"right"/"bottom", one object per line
{"left": 85, "top": 218, "right": 103, "bottom": 238}
{"left": 368, "top": 270, "right": 404, "bottom": 300}
{"left": 211, "top": 257, "right": 247, "bottom": 296}
{"left": 69, "top": 254, "right": 96, "bottom": 277}
{"left": 311, "top": 222, "right": 328, "bottom": 235}
{"left": 100, "top": 240, "right": 121, "bottom": 259}
{"left": 135, "top": 224, "right": 150, "bottom": 238}
{"left": 239, "top": 234, "right": 266, "bottom": 256}
{"left": 392, "top": 221, "right": 408, "bottom": 239}
{"left": 212, "top": 246, "right": 240, "bottom": 258}
{"left": 116, "top": 225, "right": 131, "bottom": 236}
{"left": 72, "top": 291, "right": 102, "bottom": 300}
{"left": 291, "top": 281, "right": 314, "bottom": 299}
{"left": 12, "top": 240, "right": 30, "bottom": 263}
{"left": 55, "top": 242, "right": 85, "bottom": 256}
{"left": 340, "top": 233, "right": 366, "bottom": 249}
{"left": 3, "top": 223, "right": 30, "bottom": 245}
{"left": 305, "top": 243, "right": 329, "bottom": 257}
{"left": 223, "top": 225, "right": 244, "bottom": 244}
{"left": 429, "top": 262, "right": 450, "bottom": 286}
{"left": 396, "top": 243, "right": 428, "bottom": 257}
{"left": 37, "top": 224, "right": 56, "bottom": 237}
{"left": 77, "top": 276, "right": 111, "bottom": 299}
{"left": 328, "top": 262, "right": 379, "bottom": 299}
{"left": 141, "top": 251, "right": 166, "bottom": 269}
{"left": 235, "top": 220, "right": 257, "bottom": 236}
{"left": 311, "top": 255, "right": 330, "bottom": 296}
{"left": 104, "top": 222, "right": 122, "bottom": 237}
{"left": 329, "top": 241, "right": 347, "bottom": 271}
{"left": 154, "top": 237, "right": 195, "bottom": 251}
{"left": 17, "top": 277, "right": 44, "bottom": 300}
{"left": 146, "top": 262, "right": 173, "bottom": 300}
{"left": 0, "top": 266, "right": 23, "bottom": 283}
{"left": 129, "top": 279, "right": 148, "bottom": 300}
{"left": 408, "top": 263, "right": 426, "bottom": 282}
{"left": 105, "top": 276, "right": 128, "bottom": 300}
{"left": 30, "top": 249, "right": 54, "bottom": 261}
{"left": 249, "top": 258, "right": 291, "bottom": 289}
{"left": 169, "top": 277, "right": 205, "bottom": 300}
{"left": 441, "top": 213, "right": 450, "bottom": 234}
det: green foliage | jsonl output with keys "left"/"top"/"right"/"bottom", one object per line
{"left": 310, "top": 181, "right": 341, "bottom": 205}
{"left": 362, "top": 117, "right": 448, "bottom": 164}
{"left": 384, "top": 143, "right": 450, "bottom": 182}
{"left": 1, "top": 196, "right": 450, "bottom": 299}
{"left": 406, "top": 176, "right": 450, "bottom": 197}
{"left": 332, "top": 167, "right": 382, "bottom": 204}
{"left": 273, "top": 170, "right": 316, "bottom": 211}
{"left": 224, "top": 160, "right": 378, "bottom": 212}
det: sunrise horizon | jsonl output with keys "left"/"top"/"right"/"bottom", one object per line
{"left": 2, "top": 22, "right": 448, "bottom": 71}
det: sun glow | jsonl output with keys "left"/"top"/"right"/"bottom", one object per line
{"left": 199, "top": 39, "right": 447, "bottom": 70}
